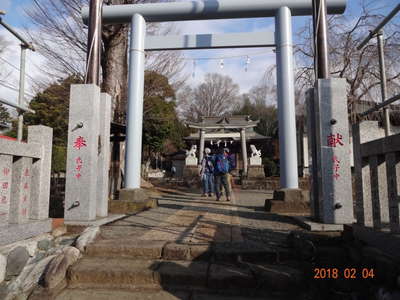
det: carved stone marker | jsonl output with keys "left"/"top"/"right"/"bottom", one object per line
{"left": 310, "top": 78, "right": 354, "bottom": 224}
{"left": 65, "top": 84, "right": 100, "bottom": 222}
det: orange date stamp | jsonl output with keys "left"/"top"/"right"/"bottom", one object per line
{"left": 313, "top": 268, "right": 375, "bottom": 279}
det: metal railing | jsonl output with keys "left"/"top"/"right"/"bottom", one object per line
{"left": 357, "top": 4, "right": 400, "bottom": 136}
{"left": 0, "top": 11, "right": 35, "bottom": 141}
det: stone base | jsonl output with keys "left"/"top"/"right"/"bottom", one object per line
{"left": 109, "top": 198, "right": 158, "bottom": 215}
{"left": 119, "top": 188, "right": 149, "bottom": 202}
{"left": 273, "top": 188, "right": 309, "bottom": 202}
{"left": 64, "top": 214, "right": 126, "bottom": 227}
{"left": 0, "top": 219, "right": 52, "bottom": 246}
{"left": 182, "top": 165, "right": 199, "bottom": 178}
{"left": 290, "top": 216, "right": 345, "bottom": 231}
{"left": 247, "top": 165, "right": 265, "bottom": 179}
{"left": 264, "top": 199, "right": 310, "bottom": 214}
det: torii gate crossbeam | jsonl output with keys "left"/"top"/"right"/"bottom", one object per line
{"left": 82, "top": 0, "right": 346, "bottom": 191}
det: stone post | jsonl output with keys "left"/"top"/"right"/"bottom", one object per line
{"left": 28, "top": 125, "right": 53, "bottom": 220}
{"left": 0, "top": 155, "right": 12, "bottom": 225}
{"left": 353, "top": 121, "right": 385, "bottom": 227}
{"left": 385, "top": 152, "right": 400, "bottom": 233}
{"left": 9, "top": 157, "right": 32, "bottom": 224}
{"left": 314, "top": 78, "right": 353, "bottom": 224}
{"left": 96, "top": 93, "right": 111, "bottom": 217}
{"left": 65, "top": 84, "right": 100, "bottom": 222}
{"left": 240, "top": 128, "right": 248, "bottom": 176}
{"left": 306, "top": 88, "right": 319, "bottom": 220}
{"left": 199, "top": 129, "right": 205, "bottom": 164}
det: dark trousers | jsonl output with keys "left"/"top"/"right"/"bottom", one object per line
{"left": 215, "top": 174, "right": 230, "bottom": 199}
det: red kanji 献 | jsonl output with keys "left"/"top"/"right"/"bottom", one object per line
{"left": 2, "top": 182, "right": 8, "bottom": 190}
{"left": 73, "top": 136, "right": 87, "bottom": 150}
{"left": 76, "top": 165, "right": 82, "bottom": 171}
{"left": 24, "top": 168, "right": 29, "bottom": 177}
{"left": 23, "top": 182, "right": 29, "bottom": 190}
{"left": 75, "top": 173, "right": 82, "bottom": 179}
{"left": 327, "top": 133, "right": 344, "bottom": 147}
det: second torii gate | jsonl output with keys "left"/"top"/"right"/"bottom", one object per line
{"left": 83, "top": 0, "right": 346, "bottom": 192}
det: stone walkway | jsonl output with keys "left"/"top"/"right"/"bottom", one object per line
{"left": 55, "top": 188, "right": 308, "bottom": 300}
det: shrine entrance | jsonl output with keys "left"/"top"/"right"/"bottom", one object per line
{"left": 82, "top": 0, "right": 346, "bottom": 192}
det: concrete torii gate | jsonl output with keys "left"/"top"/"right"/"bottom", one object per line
{"left": 82, "top": 0, "right": 346, "bottom": 193}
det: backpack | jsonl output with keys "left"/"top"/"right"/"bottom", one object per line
{"left": 215, "top": 154, "right": 230, "bottom": 174}
{"left": 203, "top": 156, "right": 214, "bottom": 173}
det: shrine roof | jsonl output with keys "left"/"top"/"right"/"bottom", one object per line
{"left": 186, "top": 115, "right": 259, "bottom": 129}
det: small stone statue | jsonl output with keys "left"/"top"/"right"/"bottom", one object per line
{"left": 250, "top": 144, "right": 261, "bottom": 157}
{"left": 185, "top": 145, "right": 197, "bottom": 158}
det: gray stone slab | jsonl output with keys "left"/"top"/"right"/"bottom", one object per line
{"left": 64, "top": 214, "right": 125, "bottom": 226}
{"left": 0, "top": 139, "right": 41, "bottom": 159}
{"left": 314, "top": 79, "right": 353, "bottom": 224}
{"left": 65, "top": 84, "right": 101, "bottom": 222}
{"left": 0, "top": 155, "right": 12, "bottom": 225}
{"left": 0, "top": 219, "right": 52, "bottom": 246}
{"left": 290, "top": 216, "right": 344, "bottom": 231}
{"left": 96, "top": 93, "right": 111, "bottom": 218}
{"left": 385, "top": 152, "right": 400, "bottom": 233}
{"left": 28, "top": 125, "right": 53, "bottom": 220}
{"left": 369, "top": 155, "right": 389, "bottom": 229}
{"left": 9, "top": 157, "right": 32, "bottom": 224}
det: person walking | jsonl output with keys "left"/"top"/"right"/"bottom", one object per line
{"left": 213, "top": 148, "right": 232, "bottom": 201}
{"left": 199, "top": 148, "right": 215, "bottom": 197}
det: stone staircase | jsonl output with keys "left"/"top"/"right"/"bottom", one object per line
{"left": 53, "top": 238, "right": 307, "bottom": 300}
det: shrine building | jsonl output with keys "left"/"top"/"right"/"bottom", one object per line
{"left": 184, "top": 115, "right": 269, "bottom": 176}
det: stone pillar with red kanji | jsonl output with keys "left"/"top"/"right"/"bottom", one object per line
{"left": 0, "top": 155, "right": 12, "bottom": 225}
{"left": 313, "top": 78, "right": 354, "bottom": 224}
{"left": 9, "top": 157, "right": 32, "bottom": 224}
{"left": 64, "top": 84, "right": 100, "bottom": 222}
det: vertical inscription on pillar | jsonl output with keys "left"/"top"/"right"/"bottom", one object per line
{"left": 0, "top": 155, "right": 12, "bottom": 225}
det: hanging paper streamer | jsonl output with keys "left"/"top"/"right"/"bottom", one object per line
{"left": 230, "top": 140, "right": 233, "bottom": 144}
{"left": 220, "top": 59, "right": 224, "bottom": 69}
{"left": 210, "top": 140, "right": 213, "bottom": 145}
{"left": 224, "top": 140, "right": 227, "bottom": 147}
{"left": 245, "top": 56, "right": 250, "bottom": 72}
{"left": 192, "top": 60, "right": 196, "bottom": 78}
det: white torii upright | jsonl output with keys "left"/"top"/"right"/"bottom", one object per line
{"left": 83, "top": 0, "right": 346, "bottom": 191}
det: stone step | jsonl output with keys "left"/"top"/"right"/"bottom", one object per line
{"left": 55, "top": 289, "right": 289, "bottom": 300}
{"left": 86, "top": 239, "right": 293, "bottom": 263}
{"left": 67, "top": 257, "right": 304, "bottom": 295}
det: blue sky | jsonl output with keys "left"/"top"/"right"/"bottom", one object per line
{"left": 0, "top": 0, "right": 399, "bottom": 106}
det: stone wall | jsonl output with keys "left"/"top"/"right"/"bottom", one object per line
{"left": 0, "top": 226, "right": 99, "bottom": 299}
{"left": 242, "top": 177, "right": 310, "bottom": 190}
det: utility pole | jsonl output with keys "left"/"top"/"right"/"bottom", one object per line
{"left": 377, "top": 31, "right": 390, "bottom": 136}
{"left": 85, "top": 0, "right": 103, "bottom": 86}
{"left": 312, "top": 0, "right": 330, "bottom": 79}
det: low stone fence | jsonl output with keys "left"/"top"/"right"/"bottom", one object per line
{"left": 0, "top": 125, "right": 53, "bottom": 246}
{"left": 353, "top": 121, "right": 400, "bottom": 233}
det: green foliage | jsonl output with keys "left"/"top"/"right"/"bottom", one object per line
{"left": 52, "top": 146, "right": 67, "bottom": 173}
{"left": 23, "top": 75, "right": 82, "bottom": 146}
{"left": 6, "top": 75, "right": 82, "bottom": 173}
{"left": 143, "top": 71, "right": 186, "bottom": 155}
{"left": 0, "top": 104, "right": 11, "bottom": 126}
{"left": 233, "top": 96, "right": 278, "bottom": 138}
{"left": 263, "top": 157, "right": 278, "bottom": 177}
